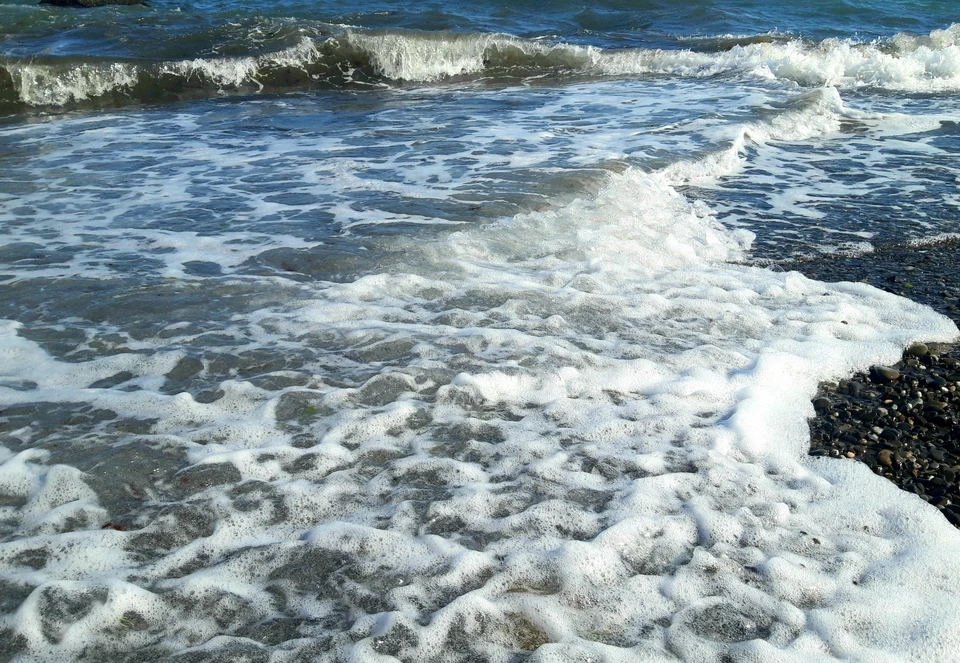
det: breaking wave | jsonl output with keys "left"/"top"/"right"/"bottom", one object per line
{"left": 1, "top": 23, "right": 959, "bottom": 112}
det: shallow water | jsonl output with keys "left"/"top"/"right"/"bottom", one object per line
{"left": 2, "top": 1, "right": 960, "bottom": 661}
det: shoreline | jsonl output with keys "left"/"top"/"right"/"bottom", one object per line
{"left": 790, "top": 238, "right": 960, "bottom": 528}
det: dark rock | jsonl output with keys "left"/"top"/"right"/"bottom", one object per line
{"left": 813, "top": 397, "right": 832, "bottom": 411}
{"left": 879, "top": 427, "right": 901, "bottom": 441}
{"left": 878, "top": 450, "right": 894, "bottom": 466}
{"left": 870, "top": 366, "right": 900, "bottom": 383}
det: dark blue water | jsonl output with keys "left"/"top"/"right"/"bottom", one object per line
{"left": 2, "top": 0, "right": 957, "bottom": 55}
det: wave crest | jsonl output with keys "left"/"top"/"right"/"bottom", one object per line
{"left": 2, "top": 24, "right": 958, "bottom": 112}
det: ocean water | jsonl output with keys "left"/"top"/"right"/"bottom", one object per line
{"left": 2, "top": 0, "right": 960, "bottom": 660}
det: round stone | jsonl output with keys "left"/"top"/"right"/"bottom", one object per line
{"left": 907, "top": 343, "right": 929, "bottom": 357}
{"left": 871, "top": 366, "right": 901, "bottom": 383}
{"left": 880, "top": 427, "right": 901, "bottom": 441}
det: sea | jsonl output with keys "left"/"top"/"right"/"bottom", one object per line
{"left": 1, "top": 0, "right": 960, "bottom": 660}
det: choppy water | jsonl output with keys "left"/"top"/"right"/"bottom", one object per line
{"left": 2, "top": 1, "right": 960, "bottom": 661}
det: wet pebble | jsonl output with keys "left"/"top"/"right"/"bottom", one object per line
{"left": 808, "top": 342, "right": 960, "bottom": 529}
{"left": 908, "top": 343, "right": 929, "bottom": 357}
{"left": 796, "top": 239, "right": 960, "bottom": 529}
{"left": 871, "top": 366, "right": 901, "bottom": 383}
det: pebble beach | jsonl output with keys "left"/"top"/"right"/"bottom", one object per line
{"left": 798, "top": 238, "right": 960, "bottom": 527}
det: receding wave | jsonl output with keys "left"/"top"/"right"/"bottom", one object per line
{"left": 2, "top": 23, "right": 959, "bottom": 113}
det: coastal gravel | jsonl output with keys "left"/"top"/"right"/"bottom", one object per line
{"left": 792, "top": 238, "right": 960, "bottom": 526}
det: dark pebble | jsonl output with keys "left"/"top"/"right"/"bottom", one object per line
{"left": 796, "top": 237, "right": 960, "bottom": 530}
{"left": 871, "top": 366, "right": 901, "bottom": 383}
{"left": 879, "top": 428, "right": 901, "bottom": 441}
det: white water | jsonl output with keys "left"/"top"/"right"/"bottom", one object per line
{"left": 2, "top": 43, "right": 960, "bottom": 662}
{"left": 6, "top": 24, "right": 960, "bottom": 107}
{"left": 2, "top": 159, "right": 960, "bottom": 661}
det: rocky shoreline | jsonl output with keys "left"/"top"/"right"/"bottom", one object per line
{"left": 791, "top": 237, "right": 960, "bottom": 527}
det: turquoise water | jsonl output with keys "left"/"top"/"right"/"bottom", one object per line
{"left": 1, "top": 2, "right": 960, "bottom": 661}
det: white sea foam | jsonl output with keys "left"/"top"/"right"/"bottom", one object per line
{"left": 7, "top": 61, "right": 139, "bottom": 106}
{"left": 336, "top": 23, "right": 960, "bottom": 92}
{"left": 692, "top": 95, "right": 960, "bottom": 254}
{"left": 0, "top": 77, "right": 770, "bottom": 281}
{"left": 7, "top": 24, "right": 960, "bottom": 107}
{"left": 6, "top": 37, "right": 323, "bottom": 106}
{"left": 343, "top": 23, "right": 960, "bottom": 92}
{"left": 1, "top": 162, "right": 958, "bottom": 660}
{"left": 330, "top": 24, "right": 960, "bottom": 93}
{"left": 339, "top": 31, "right": 514, "bottom": 82}
{"left": 653, "top": 86, "right": 849, "bottom": 188}
{"left": 161, "top": 37, "right": 324, "bottom": 92}
{"left": 594, "top": 28, "right": 960, "bottom": 91}
{"left": 2, "top": 50, "right": 960, "bottom": 659}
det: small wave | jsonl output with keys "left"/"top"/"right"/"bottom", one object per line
{"left": 595, "top": 23, "right": 960, "bottom": 90}
{"left": 1, "top": 38, "right": 336, "bottom": 109}
{"left": 2, "top": 23, "right": 959, "bottom": 113}
{"left": 655, "top": 86, "right": 848, "bottom": 187}
{"left": 907, "top": 232, "right": 960, "bottom": 248}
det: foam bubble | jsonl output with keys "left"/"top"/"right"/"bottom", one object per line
{"left": 3, "top": 44, "right": 960, "bottom": 659}
{"left": 4, "top": 162, "right": 956, "bottom": 659}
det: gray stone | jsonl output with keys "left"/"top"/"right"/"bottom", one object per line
{"left": 871, "top": 366, "right": 900, "bottom": 382}
{"left": 908, "top": 343, "right": 929, "bottom": 357}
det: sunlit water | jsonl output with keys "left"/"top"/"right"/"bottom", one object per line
{"left": 2, "top": 1, "right": 960, "bottom": 660}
